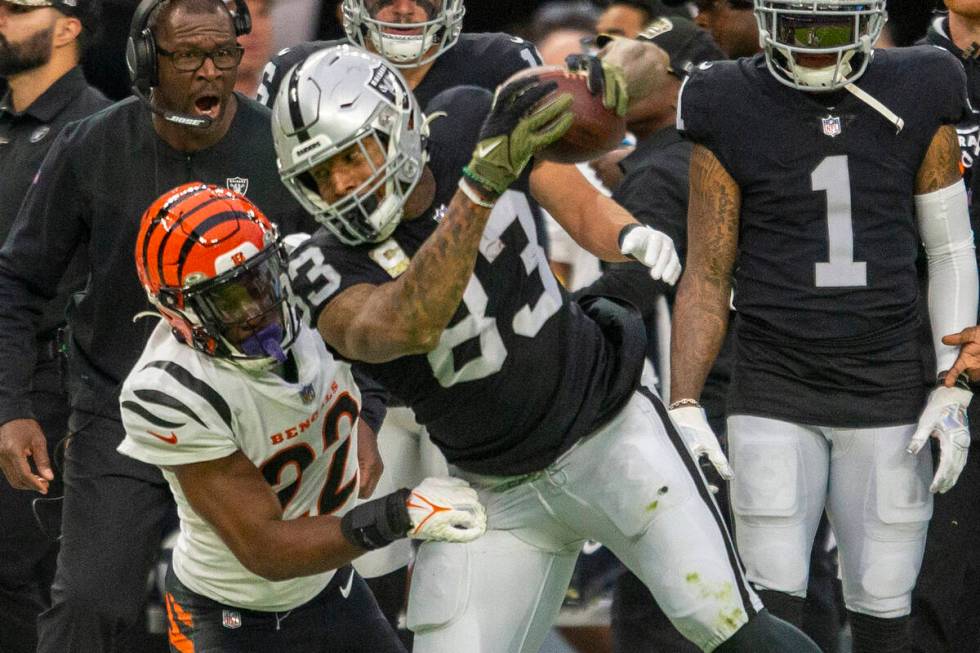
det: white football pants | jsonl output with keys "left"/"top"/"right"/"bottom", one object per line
{"left": 352, "top": 406, "right": 449, "bottom": 579}
{"left": 727, "top": 414, "right": 933, "bottom": 618}
{"left": 408, "top": 389, "right": 763, "bottom": 653}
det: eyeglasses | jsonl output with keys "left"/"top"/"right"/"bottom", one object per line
{"left": 156, "top": 45, "right": 244, "bottom": 72}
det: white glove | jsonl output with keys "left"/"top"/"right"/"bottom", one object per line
{"left": 406, "top": 477, "right": 487, "bottom": 543}
{"left": 668, "top": 405, "right": 734, "bottom": 480}
{"left": 907, "top": 386, "right": 972, "bottom": 494}
{"left": 619, "top": 225, "right": 682, "bottom": 286}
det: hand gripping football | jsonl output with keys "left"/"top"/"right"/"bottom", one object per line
{"left": 502, "top": 65, "right": 627, "bottom": 164}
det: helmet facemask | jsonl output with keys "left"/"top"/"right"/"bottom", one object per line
{"left": 754, "top": 0, "right": 887, "bottom": 91}
{"left": 137, "top": 184, "right": 300, "bottom": 373}
{"left": 341, "top": 0, "right": 466, "bottom": 68}
{"left": 274, "top": 46, "right": 428, "bottom": 246}
{"left": 180, "top": 245, "right": 298, "bottom": 370}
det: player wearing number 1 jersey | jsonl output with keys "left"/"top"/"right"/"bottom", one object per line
{"left": 670, "top": 1, "right": 979, "bottom": 651}
{"left": 117, "top": 184, "right": 485, "bottom": 652}
{"left": 275, "top": 45, "right": 818, "bottom": 653}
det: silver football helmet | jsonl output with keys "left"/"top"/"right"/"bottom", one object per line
{"left": 341, "top": 0, "right": 465, "bottom": 68}
{"left": 754, "top": 0, "right": 887, "bottom": 91}
{"left": 272, "top": 46, "right": 428, "bottom": 246}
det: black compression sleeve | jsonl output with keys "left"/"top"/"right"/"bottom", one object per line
{"left": 340, "top": 488, "right": 412, "bottom": 550}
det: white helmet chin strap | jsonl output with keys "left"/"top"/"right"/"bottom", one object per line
{"left": 367, "top": 194, "right": 405, "bottom": 243}
{"left": 843, "top": 82, "right": 905, "bottom": 133}
{"left": 783, "top": 46, "right": 905, "bottom": 134}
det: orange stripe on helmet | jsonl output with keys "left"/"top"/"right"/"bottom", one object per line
{"left": 136, "top": 183, "right": 275, "bottom": 296}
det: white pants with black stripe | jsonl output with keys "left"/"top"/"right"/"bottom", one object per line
{"left": 407, "top": 389, "right": 762, "bottom": 653}
{"left": 728, "top": 415, "right": 933, "bottom": 618}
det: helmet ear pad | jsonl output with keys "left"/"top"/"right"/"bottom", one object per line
{"left": 126, "top": 0, "right": 161, "bottom": 92}
{"left": 158, "top": 304, "right": 196, "bottom": 347}
{"left": 155, "top": 290, "right": 212, "bottom": 351}
{"left": 125, "top": 0, "right": 252, "bottom": 92}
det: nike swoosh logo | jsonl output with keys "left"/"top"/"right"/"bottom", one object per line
{"left": 476, "top": 139, "right": 501, "bottom": 158}
{"left": 147, "top": 430, "right": 178, "bottom": 445}
{"left": 339, "top": 569, "right": 355, "bottom": 599}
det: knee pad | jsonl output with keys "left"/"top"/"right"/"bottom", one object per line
{"left": 843, "top": 443, "right": 931, "bottom": 617}
{"left": 846, "top": 538, "right": 923, "bottom": 617}
{"left": 406, "top": 541, "right": 470, "bottom": 632}
{"left": 854, "top": 547, "right": 921, "bottom": 614}
{"left": 729, "top": 435, "right": 809, "bottom": 593}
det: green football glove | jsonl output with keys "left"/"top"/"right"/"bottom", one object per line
{"left": 463, "top": 77, "right": 574, "bottom": 197}
{"left": 566, "top": 53, "right": 629, "bottom": 117}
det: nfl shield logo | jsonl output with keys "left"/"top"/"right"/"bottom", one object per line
{"left": 221, "top": 610, "right": 242, "bottom": 629}
{"left": 226, "top": 177, "right": 249, "bottom": 195}
{"left": 300, "top": 384, "right": 316, "bottom": 404}
{"left": 821, "top": 116, "right": 842, "bottom": 138}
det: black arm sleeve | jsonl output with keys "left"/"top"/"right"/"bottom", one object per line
{"left": 0, "top": 128, "right": 85, "bottom": 425}
{"left": 353, "top": 364, "right": 389, "bottom": 434}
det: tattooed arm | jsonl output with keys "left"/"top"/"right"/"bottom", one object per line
{"left": 916, "top": 125, "right": 964, "bottom": 193}
{"left": 914, "top": 125, "right": 979, "bottom": 375}
{"left": 317, "top": 193, "right": 492, "bottom": 364}
{"left": 669, "top": 145, "right": 741, "bottom": 401}
{"left": 314, "top": 77, "right": 573, "bottom": 364}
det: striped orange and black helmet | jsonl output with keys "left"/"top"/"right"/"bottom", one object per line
{"left": 136, "top": 183, "right": 297, "bottom": 366}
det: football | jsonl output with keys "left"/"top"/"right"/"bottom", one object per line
{"left": 502, "top": 65, "right": 627, "bottom": 164}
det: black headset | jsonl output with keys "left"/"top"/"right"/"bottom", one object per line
{"left": 126, "top": 0, "right": 251, "bottom": 93}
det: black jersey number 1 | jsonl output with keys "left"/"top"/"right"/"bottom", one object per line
{"left": 812, "top": 155, "right": 868, "bottom": 288}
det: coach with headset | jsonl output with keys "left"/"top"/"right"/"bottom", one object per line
{"left": 0, "top": 0, "right": 310, "bottom": 649}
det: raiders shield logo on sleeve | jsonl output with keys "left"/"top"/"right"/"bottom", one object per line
{"left": 226, "top": 177, "right": 249, "bottom": 195}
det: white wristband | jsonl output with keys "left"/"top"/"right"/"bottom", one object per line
{"left": 458, "top": 177, "right": 496, "bottom": 209}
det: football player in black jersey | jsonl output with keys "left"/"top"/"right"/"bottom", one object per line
{"left": 274, "top": 45, "right": 819, "bottom": 653}
{"left": 670, "top": 1, "right": 979, "bottom": 651}
{"left": 256, "top": 0, "right": 643, "bottom": 275}
{"left": 910, "top": 6, "right": 980, "bottom": 652}
{"left": 259, "top": 0, "right": 675, "bottom": 624}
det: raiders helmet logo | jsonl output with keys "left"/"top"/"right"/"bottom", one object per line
{"left": 368, "top": 64, "right": 399, "bottom": 105}
{"left": 226, "top": 177, "right": 249, "bottom": 195}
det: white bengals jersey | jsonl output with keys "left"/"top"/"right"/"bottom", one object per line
{"left": 118, "top": 321, "right": 361, "bottom": 612}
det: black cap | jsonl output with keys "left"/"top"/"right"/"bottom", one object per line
{"left": 596, "top": 16, "right": 725, "bottom": 77}
{"left": 4, "top": 0, "right": 101, "bottom": 33}
{"left": 607, "top": 0, "right": 691, "bottom": 19}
